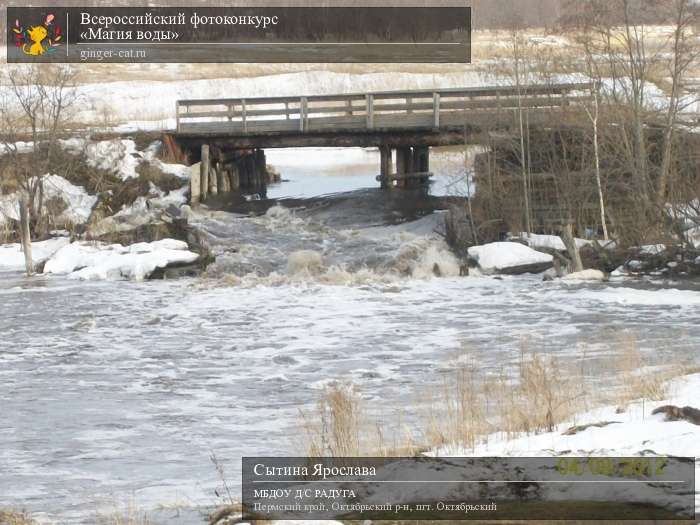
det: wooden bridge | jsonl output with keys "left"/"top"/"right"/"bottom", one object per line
{"left": 170, "top": 82, "right": 593, "bottom": 201}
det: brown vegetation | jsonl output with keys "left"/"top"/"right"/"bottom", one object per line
{"left": 299, "top": 338, "right": 690, "bottom": 457}
{"left": 0, "top": 511, "right": 35, "bottom": 525}
{"left": 446, "top": 1, "right": 700, "bottom": 253}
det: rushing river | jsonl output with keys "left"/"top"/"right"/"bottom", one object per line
{"left": 2, "top": 149, "right": 700, "bottom": 524}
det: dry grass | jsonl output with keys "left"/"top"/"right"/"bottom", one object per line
{"left": 299, "top": 337, "right": 693, "bottom": 457}
{"left": 0, "top": 510, "right": 35, "bottom": 525}
{"left": 614, "top": 334, "right": 683, "bottom": 407}
{"left": 424, "top": 343, "right": 584, "bottom": 450}
{"left": 300, "top": 382, "right": 363, "bottom": 457}
{"left": 96, "top": 500, "right": 152, "bottom": 525}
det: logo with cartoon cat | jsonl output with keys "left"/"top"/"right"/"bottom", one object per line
{"left": 12, "top": 14, "right": 63, "bottom": 56}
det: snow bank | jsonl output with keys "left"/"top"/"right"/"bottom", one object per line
{"left": 517, "top": 232, "right": 592, "bottom": 251}
{"left": 62, "top": 138, "right": 141, "bottom": 180}
{"left": 0, "top": 237, "right": 70, "bottom": 271}
{"left": 0, "top": 175, "right": 97, "bottom": 226}
{"left": 433, "top": 372, "right": 700, "bottom": 513}
{"left": 562, "top": 269, "right": 606, "bottom": 281}
{"left": 685, "top": 226, "right": 700, "bottom": 249}
{"left": 42, "top": 175, "right": 98, "bottom": 223}
{"left": 639, "top": 244, "right": 666, "bottom": 255}
{"left": 43, "top": 239, "right": 198, "bottom": 281}
{"left": 434, "top": 373, "right": 700, "bottom": 459}
{"left": 86, "top": 139, "right": 141, "bottom": 180}
{"left": 468, "top": 242, "right": 553, "bottom": 274}
{"left": 142, "top": 141, "right": 190, "bottom": 180}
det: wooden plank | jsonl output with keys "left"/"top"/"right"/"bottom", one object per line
{"left": 175, "top": 83, "right": 594, "bottom": 108}
{"left": 176, "top": 106, "right": 589, "bottom": 137}
{"left": 178, "top": 95, "right": 589, "bottom": 121}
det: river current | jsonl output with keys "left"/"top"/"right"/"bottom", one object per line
{"left": 2, "top": 149, "right": 699, "bottom": 524}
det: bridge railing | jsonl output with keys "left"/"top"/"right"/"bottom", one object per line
{"left": 175, "top": 83, "right": 594, "bottom": 135}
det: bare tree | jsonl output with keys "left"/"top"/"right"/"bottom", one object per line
{"left": 583, "top": 84, "right": 609, "bottom": 240}
{"left": 655, "top": 0, "right": 700, "bottom": 208}
{"left": 562, "top": 0, "right": 700, "bottom": 243}
{"left": 0, "top": 64, "right": 79, "bottom": 235}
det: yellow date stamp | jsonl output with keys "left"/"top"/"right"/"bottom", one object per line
{"left": 555, "top": 457, "right": 668, "bottom": 479}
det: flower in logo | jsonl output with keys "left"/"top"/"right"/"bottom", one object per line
{"left": 13, "top": 14, "right": 63, "bottom": 56}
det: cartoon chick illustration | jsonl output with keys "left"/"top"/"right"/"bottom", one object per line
{"left": 23, "top": 25, "right": 48, "bottom": 55}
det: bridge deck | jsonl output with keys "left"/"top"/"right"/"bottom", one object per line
{"left": 174, "top": 83, "right": 593, "bottom": 148}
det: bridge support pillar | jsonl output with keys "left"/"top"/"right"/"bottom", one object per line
{"left": 379, "top": 146, "right": 393, "bottom": 189}
{"left": 190, "top": 163, "right": 201, "bottom": 206}
{"left": 210, "top": 162, "right": 218, "bottom": 196}
{"left": 255, "top": 149, "right": 268, "bottom": 189}
{"left": 200, "top": 144, "right": 210, "bottom": 201}
{"left": 219, "top": 162, "right": 230, "bottom": 193}
{"left": 414, "top": 146, "right": 429, "bottom": 173}
{"left": 396, "top": 147, "right": 413, "bottom": 188}
{"left": 229, "top": 164, "right": 240, "bottom": 190}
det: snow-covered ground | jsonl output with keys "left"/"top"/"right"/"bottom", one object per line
{"left": 435, "top": 372, "right": 700, "bottom": 459}
{"left": 0, "top": 237, "right": 69, "bottom": 272}
{"left": 432, "top": 372, "right": 700, "bottom": 513}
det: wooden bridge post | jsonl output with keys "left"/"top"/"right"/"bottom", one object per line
{"left": 379, "top": 145, "right": 393, "bottom": 189}
{"left": 190, "top": 163, "right": 201, "bottom": 206}
{"left": 200, "top": 144, "right": 210, "bottom": 201}
{"left": 414, "top": 146, "right": 429, "bottom": 172}
{"left": 366, "top": 94, "right": 374, "bottom": 129}
{"left": 229, "top": 164, "right": 240, "bottom": 190}
{"left": 433, "top": 92, "right": 441, "bottom": 128}
{"left": 218, "top": 161, "right": 229, "bottom": 192}
{"left": 396, "top": 147, "right": 412, "bottom": 188}
{"left": 210, "top": 163, "right": 218, "bottom": 196}
{"left": 255, "top": 149, "right": 267, "bottom": 187}
{"left": 300, "top": 97, "right": 307, "bottom": 132}
{"left": 241, "top": 99, "right": 248, "bottom": 133}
